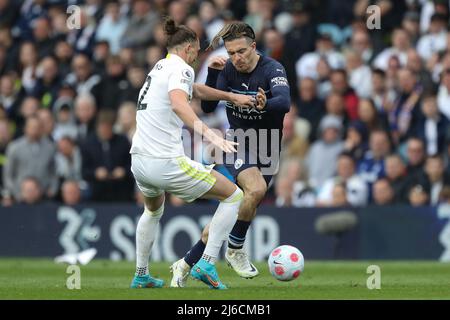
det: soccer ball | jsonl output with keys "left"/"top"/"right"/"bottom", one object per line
{"left": 268, "top": 245, "right": 304, "bottom": 281}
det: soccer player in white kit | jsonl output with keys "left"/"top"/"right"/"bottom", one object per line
{"left": 129, "top": 18, "right": 256, "bottom": 290}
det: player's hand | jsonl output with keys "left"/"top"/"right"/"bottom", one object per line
{"left": 208, "top": 133, "right": 238, "bottom": 153}
{"left": 208, "top": 56, "right": 228, "bottom": 70}
{"left": 95, "top": 167, "right": 109, "bottom": 180}
{"left": 255, "top": 87, "right": 267, "bottom": 110}
{"left": 230, "top": 93, "right": 256, "bottom": 108}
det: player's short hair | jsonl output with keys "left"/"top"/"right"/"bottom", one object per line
{"left": 209, "top": 22, "right": 256, "bottom": 49}
{"left": 163, "top": 16, "right": 197, "bottom": 49}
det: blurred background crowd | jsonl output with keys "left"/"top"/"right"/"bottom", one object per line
{"left": 1, "top": 0, "right": 450, "bottom": 208}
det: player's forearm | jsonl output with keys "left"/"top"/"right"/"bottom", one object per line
{"left": 265, "top": 94, "right": 291, "bottom": 113}
{"left": 171, "top": 99, "right": 210, "bottom": 137}
{"left": 193, "top": 83, "right": 233, "bottom": 102}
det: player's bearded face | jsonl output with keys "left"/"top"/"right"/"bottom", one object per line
{"left": 225, "top": 38, "right": 257, "bottom": 73}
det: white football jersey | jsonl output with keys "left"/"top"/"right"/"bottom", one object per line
{"left": 130, "top": 53, "right": 195, "bottom": 158}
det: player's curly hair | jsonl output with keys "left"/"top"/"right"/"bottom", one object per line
{"left": 208, "top": 22, "right": 256, "bottom": 50}
{"left": 163, "top": 16, "right": 197, "bottom": 49}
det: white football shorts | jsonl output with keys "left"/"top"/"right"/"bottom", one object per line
{"left": 131, "top": 154, "right": 216, "bottom": 203}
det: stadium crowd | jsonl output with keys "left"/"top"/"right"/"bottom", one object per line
{"left": 1, "top": 0, "right": 450, "bottom": 208}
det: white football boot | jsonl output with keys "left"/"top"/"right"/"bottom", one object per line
{"left": 225, "top": 248, "right": 259, "bottom": 279}
{"left": 169, "top": 258, "right": 191, "bottom": 288}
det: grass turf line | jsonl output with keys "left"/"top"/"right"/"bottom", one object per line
{"left": 0, "top": 258, "right": 449, "bottom": 299}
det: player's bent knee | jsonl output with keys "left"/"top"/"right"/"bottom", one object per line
{"left": 246, "top": 187, "right": 267, "bottom": 203}
{"left": 223, "top": 187, "right": 244, "bottom": 204}
{"left": 144, "top": 203, "right": 164, "bottom": 218}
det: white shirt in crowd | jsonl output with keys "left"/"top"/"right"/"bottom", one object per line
{"left": 295, "top": 50, "right": 345, "bottom": 80}
{"left": 349, "top": 65, "right": 372, "bottom": 98}
{"left": 130, "top": 53, "right": 194, "bottom": 158}
{"left": 317, "top": 175, "right": 368, "bottom": 207}
{"left": 437, "top": 85, "right": 450, "bottom": 120}
{"left": 372, "top": 48, "right": 408, "bottom": 71}
{"left": 416, "top": 30, "right": 447, "bottom": 61}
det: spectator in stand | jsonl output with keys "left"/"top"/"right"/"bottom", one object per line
{"left": 144, "top": 45, "right": 164, "bottom": 70}
{"left": 15, "top": 0, "right": 48, "bottom": 41}
{"left": 358, "top": 129, "right": 392, "bottom": 192}
{"left": 384, "top": 153, "right": 409, "bottom": 203}
{"left": 121, "top": 65, "right": 146, "bottom": 103}
{"left": 0, "top": 118, "right": 11, "bottom": 192}
{"left": 404, "top": 137, "right": 426, "bottom": 177}
{"left": 32, "top": 55, "right": 61, "bottom": 109}
{"left": 2, "top": 116, "right": 57, "bottom": 205}
{"left": 18, "top": 176, "right": 43, "bottom": 205}
{"left": 416, "top": 13, "right": 448, "bottom": 62}
{"left": 345, "top": 49, "right": 372, "bottom": 99}
{"left": 19, "top": 41, "right": 38, "bottom": 95}
{"left": 120, "top": 0, "right": 160, "bottom": 64}
{"left": 283, "top": 2, "right": 317, "bottom": 99}
{"left": 80, "top": 110, "right": 133, "bottom": 202}
{"left": 358, "top": 98, "right": 390, "bottom": 133}
{"left": 324, "top": 92, "right": 348, "bottom": 130}
{"left": 66, "top": 6, "right": 97, "bottom": 56}
{"left": 332, "top": 182, "right": 350, "bottom": 207}
{"left": 55, "top": 136, "right": 82, "bottom": 187}
{"left": 92, "top": 40, "right": 110, "bottom": 75}
{"left": 114, "top": 102, "right": 136, "bottom": 143}
{"left": 37, "top": 108, "right": 55, "bottom": 140}
{"left": 74, "top": 93, "right": 97, "bottom": 142}
{"left": 348, "top": 29, "right": 374, "bottom": 65}
{"left": 406, "top": 48, "right": 435, "bottom": 94}
{"left": 408, "top": 183, "right": 429, "bottom": 206}
{"left": 53, "top": 99, "right": 78, "bottom": 142}
{"left": 0, "top": 73, "right": 22, "bottom": 122}
{"left": 416, "top": 94, "right": 448, "bottom": 156}
{"left": 295, "top": 32, "right": 345, "bottom": 80}
{"left": 330, "top": 69, "right": 359, "bottom": 121}
{"left": 373, "top": 28, "right": 411, "bottom": 71}
{"left": 275, "top": 157, "right": 302, "bottom": 207}
{"left": 32, "top": 17, "right": 55, "bottom": 60}
{"left": 61, "top": 180, "right": 82, "bottom": 206}
{"left": 389, "top": 68, "right": 422, "bottom": 144}
{"left": 372, "top": 178, "right": 395, "bottom": 206}
{"left": 0, "top": 0, "right": 20, "bottom": 29}
{"left": 402, "top": 11, "right": 421, "bottom": 46}
{"left": 95, "top": 2, "right": 128, "bottom": 55}
{"left": 343, "top": 120, "right": 369, "bottom": 161}
{"left": 413, "top": 154, "right": 450, "bottom": 205}
{"left": 93, "top": 55, "right": 128, "bottom": 111}
{"left": 437, "top": 67, "right": 450, "bottom": 120}
{"left": 296, "top": 77, "right": 325, "bottom": 143}
{"left": 305, "top": 114, "right": 344, "bottom": 189}
{"left": 370, "top": 68, "right": 397, "bottom": 113}
{"left": 65, "top": 54, "right": 101, "bottom": 96}
{"left": 54, "top": 40, "right": 74, "bottom": 77}
{"left": 316, "top": 152, "right": 368, "bottom": 207}
{"left": 14, "top": 96, "right": 40, "bottom": 136}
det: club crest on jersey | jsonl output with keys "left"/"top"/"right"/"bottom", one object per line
{"left": 234, "top": 158, "right": 244, "bottom": 169}
{"left": 182, "top": 69, "right": 193, "bottom": 79}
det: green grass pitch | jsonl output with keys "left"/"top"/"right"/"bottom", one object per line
{"left": 0, "top": 258, "right": 449, "bottom": 299}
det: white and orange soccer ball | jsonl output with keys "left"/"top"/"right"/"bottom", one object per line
{"left": 268, "top": 245, "right": 304, "bottom": 281}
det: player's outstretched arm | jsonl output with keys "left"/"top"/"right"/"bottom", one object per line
{"left": 169, "top": 89, "right": 238, "bottom": 153}
{"left": 193, "top": 83, "right": 255, "bottom": 107}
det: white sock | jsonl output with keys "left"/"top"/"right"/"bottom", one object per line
{"left": 135, "top": 204, "right": 164, "bottom": 275}
{"left": 203, "top": 187, "right": 243, "bottom": 264}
